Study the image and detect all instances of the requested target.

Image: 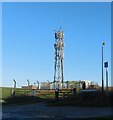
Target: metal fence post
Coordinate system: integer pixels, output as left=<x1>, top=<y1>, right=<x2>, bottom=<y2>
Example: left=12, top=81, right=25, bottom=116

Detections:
left=55, top=88, right=59, bottom=100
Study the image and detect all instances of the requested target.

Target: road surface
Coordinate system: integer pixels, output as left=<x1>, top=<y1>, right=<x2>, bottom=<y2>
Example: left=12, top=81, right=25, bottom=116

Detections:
left=1, top=102, right=112, bottom=119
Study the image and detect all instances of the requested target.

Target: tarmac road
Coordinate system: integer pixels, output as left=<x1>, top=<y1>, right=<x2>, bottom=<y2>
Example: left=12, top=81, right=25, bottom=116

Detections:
left=1, top=102, right=113, bottom=119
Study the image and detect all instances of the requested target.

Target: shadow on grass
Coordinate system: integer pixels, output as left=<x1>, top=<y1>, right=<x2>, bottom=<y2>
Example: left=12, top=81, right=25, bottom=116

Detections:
left=3, top=91, right=113, bottom=107
left=3, top=95, right=48, bottom=105
left=47, top=92, right=113, bottom=107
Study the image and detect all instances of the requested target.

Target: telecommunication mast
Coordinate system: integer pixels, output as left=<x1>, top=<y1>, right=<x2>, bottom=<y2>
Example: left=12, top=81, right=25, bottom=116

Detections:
left=53, top=28, right=64, bottom=89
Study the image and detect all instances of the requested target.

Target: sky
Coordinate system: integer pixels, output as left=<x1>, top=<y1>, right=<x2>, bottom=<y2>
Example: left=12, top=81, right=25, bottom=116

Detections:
left=2, top=2, right=111, bottom=88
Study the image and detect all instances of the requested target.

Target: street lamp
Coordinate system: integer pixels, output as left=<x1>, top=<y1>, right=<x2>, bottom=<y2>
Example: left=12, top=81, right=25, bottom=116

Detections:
left=102, top=42, right=105, bottom=92
left=104, top=62, right=109, bottom=96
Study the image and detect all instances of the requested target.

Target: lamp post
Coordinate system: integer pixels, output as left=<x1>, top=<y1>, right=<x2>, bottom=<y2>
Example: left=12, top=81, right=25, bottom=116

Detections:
left=104, top=62, right=108, bottom=96
left=102, top=42, right=105, bottom=92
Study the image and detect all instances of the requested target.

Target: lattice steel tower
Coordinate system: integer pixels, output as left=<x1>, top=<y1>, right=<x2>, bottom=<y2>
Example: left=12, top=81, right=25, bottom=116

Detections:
left=53, top=29, right=64, bottom=89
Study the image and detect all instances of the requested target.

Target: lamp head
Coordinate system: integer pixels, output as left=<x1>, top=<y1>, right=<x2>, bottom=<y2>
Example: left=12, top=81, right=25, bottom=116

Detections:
left=102, top=42, right=105, bottom=46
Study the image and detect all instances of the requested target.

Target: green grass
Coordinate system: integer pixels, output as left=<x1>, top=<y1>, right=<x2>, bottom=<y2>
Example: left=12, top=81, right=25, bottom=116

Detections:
left=1, top=87, right=55, bottom=105
left=1, top=87, right=13, bottom=99
left=1, top=87, right=32, bottom=99
left=1, top=87, right=113, bottom=107
left=1, top=87, right=55, bottom=99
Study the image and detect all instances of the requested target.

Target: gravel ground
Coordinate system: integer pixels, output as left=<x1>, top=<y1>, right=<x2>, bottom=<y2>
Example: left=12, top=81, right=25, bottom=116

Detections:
left=1, top=102, right=113, bottom=119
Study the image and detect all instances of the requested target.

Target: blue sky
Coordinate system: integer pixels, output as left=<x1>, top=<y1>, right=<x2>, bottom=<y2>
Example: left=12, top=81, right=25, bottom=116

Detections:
left=2, top=2, right=111, bottom=87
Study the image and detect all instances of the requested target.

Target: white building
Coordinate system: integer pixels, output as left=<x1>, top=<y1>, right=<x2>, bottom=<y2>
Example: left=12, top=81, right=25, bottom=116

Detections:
left=39, top=80, right=98, bottom=90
